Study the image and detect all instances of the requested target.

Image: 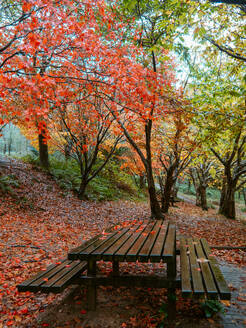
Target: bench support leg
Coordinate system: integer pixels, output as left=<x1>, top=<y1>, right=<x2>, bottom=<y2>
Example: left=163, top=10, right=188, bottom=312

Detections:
left=87, top=260, right=97, bottom=311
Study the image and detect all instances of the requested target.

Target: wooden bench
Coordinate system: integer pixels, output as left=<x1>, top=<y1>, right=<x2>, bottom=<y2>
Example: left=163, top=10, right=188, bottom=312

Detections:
left=17, top=259, right=87, bottom=293
left=179, top=237, right=231, bottom=300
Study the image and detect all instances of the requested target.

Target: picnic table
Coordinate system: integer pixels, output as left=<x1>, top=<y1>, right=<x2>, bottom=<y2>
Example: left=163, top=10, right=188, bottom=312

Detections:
left=18, top=219, right=231, bottom=320
left=68, top=220, right=177, bottom=312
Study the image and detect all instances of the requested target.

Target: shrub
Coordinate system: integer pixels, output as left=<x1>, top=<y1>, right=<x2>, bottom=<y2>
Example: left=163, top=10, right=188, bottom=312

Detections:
left=0, top=174, right=19, bottom=194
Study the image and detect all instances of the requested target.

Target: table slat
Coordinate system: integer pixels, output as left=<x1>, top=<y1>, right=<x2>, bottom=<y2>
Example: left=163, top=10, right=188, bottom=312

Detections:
left=103, top=224, right=142, bottom=261
left=113, top=223, right=148, bottom=261
left=138, top=221, right=162, bottom=262
left=149, top=222, right=168, bottom=262
left=125, top=221, right=156, bottom=261
left=163, top=224, right=176, bottom=258
left=90, top=228, right=130, bottom=260
left=78, top=230, right=122, bottom=260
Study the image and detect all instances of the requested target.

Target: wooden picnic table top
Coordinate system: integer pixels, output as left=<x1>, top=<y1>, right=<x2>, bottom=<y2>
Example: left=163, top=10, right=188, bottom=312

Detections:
left=68, top=220, right=176, bottom=263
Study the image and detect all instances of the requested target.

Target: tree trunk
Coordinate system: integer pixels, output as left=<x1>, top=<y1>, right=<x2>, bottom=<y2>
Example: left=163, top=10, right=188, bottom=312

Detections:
left=195, top=187, right=201, bottom=207
left=38, top=132, right=49, bottom=169
left=200, top=185, right=208, bottom=211
left=146, top=168, right=163, bottom=219
left=145, top=111, right=163, bottom=219
left=243, top=188, right=246, bottom=206
left=78, top=179, right=88, bottom=200
left=219, top=176, right=227, bottom=210
left=139, top=175, right=145, bottom=189
left=219, top=182, right=236, bottom=219
left=161, top=173, right=174, bottom=213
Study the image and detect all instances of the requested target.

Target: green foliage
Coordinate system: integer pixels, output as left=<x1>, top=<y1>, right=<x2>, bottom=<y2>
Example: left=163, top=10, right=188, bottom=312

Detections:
left=51, top=159, right=81, bottom=191
left=21, top=154, right=39, bottom=165
left=241, top=208, right=246, bottom=213
left=49, top=157, right=145, bottom=201
left=0, top=174, right=19, bottom=194
left=86, top=161, right=145, bottom=201
left=201, top=300, right=224, bottom=318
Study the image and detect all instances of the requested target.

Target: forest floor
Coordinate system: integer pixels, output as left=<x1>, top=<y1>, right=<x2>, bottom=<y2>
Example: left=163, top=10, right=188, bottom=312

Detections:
left=0, top=161, right=245, bottom=328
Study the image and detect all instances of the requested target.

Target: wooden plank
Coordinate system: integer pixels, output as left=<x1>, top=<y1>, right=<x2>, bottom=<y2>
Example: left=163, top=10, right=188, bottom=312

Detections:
left=149, top=221, right=168, bottom=262
left=103, top=224, right=142, bottom=261
left=114, top=223, right=148, bottom=261
left=187, top=238, right=205, bottom=297
left=194, top=238, right=218, bottom=299
left=26, top=260, right=74, bottom=291
left=90, top=228, right=130, bottom=260
left=40, top=261, right=83, bottom=290
left=201, top=239, right=231, bottom=300
left=68, top=225, right=119, bottom=260
left=17, top=259, right=67, bottom=291
left=125, top=221, right=156, bottom=261
left=46, top=261, right=86, bottom=293
left=138, top=221, right=161, bottom=262
left=78, top=230, right=122, bottom=260
left=180, top=238, right=192, bottom=296
left=163, top=224, right=176, bottom=258
left=78, top=275, right=180, bottom=289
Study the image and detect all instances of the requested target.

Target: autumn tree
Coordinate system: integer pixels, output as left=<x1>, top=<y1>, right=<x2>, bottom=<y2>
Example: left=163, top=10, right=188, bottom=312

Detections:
left=187, top=156, right=216, bottom=211
left=50, top=90, right=122, bottom=199
left=211, top=129, right=246, bottom=218
left=154, top=104, right=196, bottom=213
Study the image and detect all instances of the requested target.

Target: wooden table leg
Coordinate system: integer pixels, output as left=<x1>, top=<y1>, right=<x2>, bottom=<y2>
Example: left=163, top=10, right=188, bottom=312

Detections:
left=87, top=259, right=97, bottom=310
left=112, top=260, right=119, bottom=277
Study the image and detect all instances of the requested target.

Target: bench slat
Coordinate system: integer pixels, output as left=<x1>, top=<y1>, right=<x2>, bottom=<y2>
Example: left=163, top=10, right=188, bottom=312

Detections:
left=180, top=238, right=192, bottom=296
left=41, top=261, right=82, bottom=288
left=194, top=238, right=218, bottom=299
left=17, top=259, right=87, bottom=293
left=41, top=261, right=87, bottom=293
left=17, top=259, right=67, bottom=289
left=149, top=222, right=168, bottom=262
left=186, top=238, right=205, bottom=297
left=201, top=239, right=231, bottom=300
left=26, top=260, right=74, bottom=290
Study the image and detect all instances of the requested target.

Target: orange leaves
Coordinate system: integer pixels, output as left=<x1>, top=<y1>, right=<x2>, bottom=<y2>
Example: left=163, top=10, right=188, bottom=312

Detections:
left=22, top=2, right=32, bottom=12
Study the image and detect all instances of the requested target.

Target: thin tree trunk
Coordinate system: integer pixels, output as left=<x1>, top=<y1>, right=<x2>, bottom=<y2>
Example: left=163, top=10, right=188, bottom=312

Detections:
left=219, top=176, right=227, bottom=210
left=243, top=188, right=246, bottom=206
left=139, top=175, right=145, bottom=189
left=195, top=187, right=201, bottom=207
left=200, top=185, right=208, bottom=211
left=38, top=132, right=49, bottom=169
left=78, top=179, right=88, bottom=200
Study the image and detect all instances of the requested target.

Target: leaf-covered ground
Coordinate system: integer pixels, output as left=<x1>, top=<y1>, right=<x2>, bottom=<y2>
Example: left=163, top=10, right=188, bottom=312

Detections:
left=0, top=162, right=245, bottom=327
